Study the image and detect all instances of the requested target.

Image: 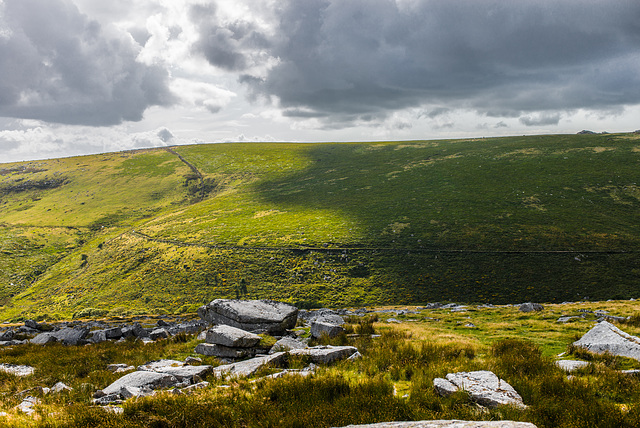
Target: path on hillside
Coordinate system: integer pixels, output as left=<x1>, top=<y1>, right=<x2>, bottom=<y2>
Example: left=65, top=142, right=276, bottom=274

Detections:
left=165, top=147, right=205, bottom=201
left=128, top=230, right=631, bottom=255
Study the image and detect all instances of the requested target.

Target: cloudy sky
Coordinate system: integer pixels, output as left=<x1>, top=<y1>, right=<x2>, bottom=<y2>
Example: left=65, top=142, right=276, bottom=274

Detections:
left=1, top=0, right=639, bottom=162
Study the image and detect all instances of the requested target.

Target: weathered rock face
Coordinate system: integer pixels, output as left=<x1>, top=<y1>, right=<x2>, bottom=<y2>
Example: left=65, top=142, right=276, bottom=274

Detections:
left=289, top=345, right=358, bottom=365
left=573, top=321, right=640, bottom=361
left=334, top=421, right=537, bottom=427
left=269, top=336, right=307, bottom=354
left=195, top=343, right=256, bottom=359
left=101, top=371, right=178, bottom=396
left=197, top=299, right=298, bottom=334
left=519, top=303, right=543, bottom=313
left=213, top=352, right=288, bottom=378
left=433, top=370, right=526, bottom=409
left=311, top=321, right=345, bottom=339
left=205, top=325, right=261, bottom=348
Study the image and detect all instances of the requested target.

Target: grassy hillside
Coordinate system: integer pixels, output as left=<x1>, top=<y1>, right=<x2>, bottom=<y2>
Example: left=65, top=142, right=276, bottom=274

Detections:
left=1, top=133, right=640, bottom=320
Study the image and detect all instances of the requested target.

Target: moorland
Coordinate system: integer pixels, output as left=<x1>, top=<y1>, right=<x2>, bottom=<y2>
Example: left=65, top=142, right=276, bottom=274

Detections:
left=2, top=132, right=640, bottom=321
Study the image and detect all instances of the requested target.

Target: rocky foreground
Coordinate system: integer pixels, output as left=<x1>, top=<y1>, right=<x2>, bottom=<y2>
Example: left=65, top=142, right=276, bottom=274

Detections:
left=3, top=299, right=640, bottom=426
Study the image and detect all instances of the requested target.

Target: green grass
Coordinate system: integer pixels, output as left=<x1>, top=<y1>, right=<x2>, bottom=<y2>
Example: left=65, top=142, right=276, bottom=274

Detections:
left=1, top=133, right=640, bottom=319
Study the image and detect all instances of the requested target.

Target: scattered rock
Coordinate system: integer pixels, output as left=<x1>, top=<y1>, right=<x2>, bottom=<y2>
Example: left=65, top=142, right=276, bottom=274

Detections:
left=433, top=370, right=526, bottom=409
left=15, top=396, right=40, bottom=415
left=197, top=299, right=298, bottom=334
left=184, top=356, right=202, bottom=365
left=519, top=303, right=543, bottom=313
left=148, top=328, right=170, bottom=340
left=573, top=321, right=640, bottom=361
left=555, top=360, right=589, bottom=372
left=0, top=363, right=35, bottom=377
left=30, top=332, right=58, bottom=345
left=107, top=364, right=135, bottom=373
left=51, top=381, right=73, bottom=393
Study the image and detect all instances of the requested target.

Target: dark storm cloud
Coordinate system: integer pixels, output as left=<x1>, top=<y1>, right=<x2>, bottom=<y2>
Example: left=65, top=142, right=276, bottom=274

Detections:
left=195, top=0, right=640, bottom=126
left=0, top=0, right=175, bottom=126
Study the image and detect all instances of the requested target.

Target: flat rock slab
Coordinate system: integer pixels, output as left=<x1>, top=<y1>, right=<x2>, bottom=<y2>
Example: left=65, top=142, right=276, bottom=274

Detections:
left=0, top=363, right=35, bottom=377
left=152, top=365, right=212, bottom=381
left=198, top=299, right=298, bottom=334
left=269, top=336, right=307, bottom=354
left=205, top=325, right=261, bottom=348
left=573, top=321, right=640, bottom=361
left=335, top=421, right=537, bottom=428
left=213, top=352, right=287, bottom=378
left=555, top=360, right=589, bottom=372
left=102, top=371, right=179, bottom=396
left=289, top=345, right=358, bottom=364
left=138, top=360, right=184, bottom=372
left=434, top=371, right=526, bottom=409
left=195, top=343, right=256, bottom=359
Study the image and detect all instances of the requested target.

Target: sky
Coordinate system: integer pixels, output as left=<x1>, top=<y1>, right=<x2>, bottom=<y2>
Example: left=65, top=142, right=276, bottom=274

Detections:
left=1, top=0, right=639, bottom=163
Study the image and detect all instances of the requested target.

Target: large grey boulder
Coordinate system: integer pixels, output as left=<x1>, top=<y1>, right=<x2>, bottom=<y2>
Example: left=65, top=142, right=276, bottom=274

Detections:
left=101, top=371, right=179, bottom=396
left=519, top=303, right=543, bottom=313
left=30, top=332, right=58, bottom=345
left=213, top=352, right=288, bottom=378
left=311, top=321, right=345, bottom=339
left=52, top=327, right=90, bottom=345
left=205, top=325, right=261, bottom=348
left=573, top=321, right=640, bottom=361
left=289, top=345, right=358, bottom=364
left=0, top=329, right=14, bottom=341
left=334, top=421, right=537, bottom=427
left=433, top=371, right=526, bottom=409
left=198, top=299, right=298, bottom=334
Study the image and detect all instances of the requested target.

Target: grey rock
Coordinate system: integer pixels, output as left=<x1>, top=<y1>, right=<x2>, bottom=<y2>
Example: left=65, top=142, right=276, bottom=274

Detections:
left=184, top=356, right=202, bottom=365
left=433, top=378, right=459, bottom=396
left=152, top=365, right=212, bottom=381
left=180, top=381, right=210, bottom=393
left=434, top=370, right=526, bottom=409
left=289, top=345, right=358, bottom=365
left=333, top=421, right=537, bottom=427
left=557, top=316, right=581, bottom=323
left=91, top=327, right=122, bottom=343
left=269, top=336, right=307, bottom=354
left=52, top=327, right=90, bottom=345
left=93, top=393, right=123, bottom=405
left=555, top=360, right=589, bottom=372
left=205, top=325, right=261, bottom=348
left=311, top=321, right=345, bottom=339
left=30, top=332, right=58, bottom=345
left=107, top=364, right=135, bottom=373
left=0, top=363, right=35, bottom=377
left=50, top=381, right=73, bottom=393
left=149, top=328, right=169, bottom=340
left=138, top=360, right=184, bottom=372
left=197, top=299, right=298, bottom=334
left=519, top=303, right=543, bottom=313
left=121, top=323, right=149, bottom=338
left=213, top=352, right=288, bottom=378
left=24, top=319, right=41, bottom=330
left=15, top=396, right=40, bottom=415
left=0, top=329, right=14, bottom=341
left=195, top=343, right=255, bottom=359
left=101, top=371, right=179, bottom=396
left=573, top=321, right=640, bottom=361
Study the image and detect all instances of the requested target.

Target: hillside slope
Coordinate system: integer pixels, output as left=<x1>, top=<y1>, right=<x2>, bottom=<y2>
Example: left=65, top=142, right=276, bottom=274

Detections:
left=1, top=134, right=639, bottom=320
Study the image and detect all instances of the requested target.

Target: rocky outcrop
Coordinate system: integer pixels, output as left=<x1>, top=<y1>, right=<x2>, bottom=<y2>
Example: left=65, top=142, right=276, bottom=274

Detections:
left=197, top=299, right=298, bottom=334
left=195, top=325, right=262, bottom=359
left=573, top=321, right=640, bottom=361
left=334, top=421, right=537, bottom=427
left=213, top=352, right=288, bottom=378
left=433, top=370, right=526, bottom=409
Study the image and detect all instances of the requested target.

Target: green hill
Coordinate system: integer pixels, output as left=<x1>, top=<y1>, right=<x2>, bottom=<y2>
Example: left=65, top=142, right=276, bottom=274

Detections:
left=1, top=133, right=640, bottom=321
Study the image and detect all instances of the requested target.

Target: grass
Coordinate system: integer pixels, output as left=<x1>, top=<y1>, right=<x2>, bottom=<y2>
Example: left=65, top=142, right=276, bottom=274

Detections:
left=2, top=133, right=640, bottom=319
left=3, top=305, right=640, bottom=427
